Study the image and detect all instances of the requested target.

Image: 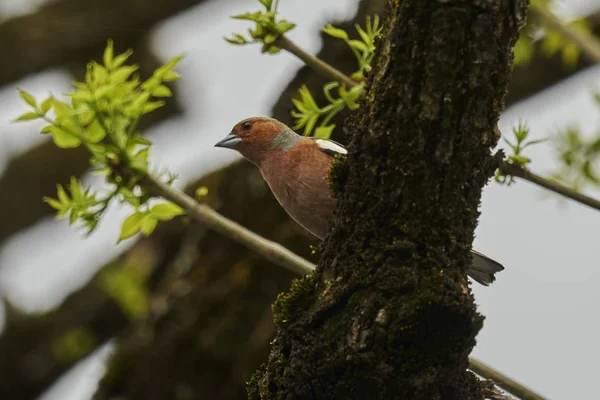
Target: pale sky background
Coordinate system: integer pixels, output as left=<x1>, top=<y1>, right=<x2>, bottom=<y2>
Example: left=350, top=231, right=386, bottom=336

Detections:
left=0, top=0, right=599, bottom=399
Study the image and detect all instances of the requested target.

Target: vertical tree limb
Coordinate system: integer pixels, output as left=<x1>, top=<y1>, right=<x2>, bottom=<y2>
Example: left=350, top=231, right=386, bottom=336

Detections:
left=249, top=1, right=528, bottom=398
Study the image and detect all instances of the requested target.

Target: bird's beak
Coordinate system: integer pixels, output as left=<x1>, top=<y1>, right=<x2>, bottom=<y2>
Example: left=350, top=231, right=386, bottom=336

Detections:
left=214, top=133, right=242, bottom=149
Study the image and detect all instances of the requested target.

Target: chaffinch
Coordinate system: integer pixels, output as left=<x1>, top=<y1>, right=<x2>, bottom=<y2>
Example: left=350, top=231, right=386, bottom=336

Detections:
left=215, top=117, right=504, bottom=286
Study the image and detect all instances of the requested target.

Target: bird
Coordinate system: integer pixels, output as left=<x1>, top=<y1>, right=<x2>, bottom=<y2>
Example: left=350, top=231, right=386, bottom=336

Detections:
left=215, top=117, right=504, bottom=286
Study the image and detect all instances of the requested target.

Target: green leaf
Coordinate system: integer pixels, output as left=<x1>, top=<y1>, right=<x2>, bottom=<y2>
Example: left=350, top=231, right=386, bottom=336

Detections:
left=52, top=99, right=72, bottom=120
left=355, top=24, right=371, bottom=45
left=348, top=39, right=368, bottom=52
left=225, top=34, right=248, bottom=45
left=140, top=215, right=158, bottom=236
left=44, top=197, right=64, bottom=211
left=232, top=12, right=264, bottom=22
left=69, top=176, right=84, bottom=204
left=263, top=44, right=281, bottom=54
left=157, top=55, right=184, bottom=77
left=322, top=25, right=348, bottom=40
left=86, top=119, right=106, bottom=143
left=49, top=126, right=81, bottom=148
left=264, top=33, right=278, bottom=45
left=129, top=92, right=150, bottom=114
left=129, top=135, right=152, bottom=146
left=40, top=97, right=53, bottom=114
left=141, top=101, right=165, bottom=115
left=110, top=65, right=139, bottom=84
left=274, top=21, right=295, bottom=34
left=305, top=115, right=319, bottom=136
left=119, top=211, right=144, bottom=241
left=150, top=202, right=184, bottom=221
left=95, top=83, right=118, bottom=99
left=258, top=0, right=273, bottom=11
left=141, top=76, right=160, bottom=92
left=112, top=49, right=134, bottom=69
left=70, top=89, right=93, bottom=103
left=162, top=71, right=181, bottom=82
left=103, top=40, right=114, bottom=68
left=18, top=89, right=37, bottom=108
left=57, top=184, right=70, bottom=205
left=90, top=63, right=109, bottom=86
left=314, top=124, right=336, bottom=139
left=131, top=147, right=149, bottom=171
left=521, top=138, right=548, bottom=149
left=152, top=85, right=172, bottom=97
left=14, top=111, right=41, bottom=122
left=77, top=109, right=96, bottom=126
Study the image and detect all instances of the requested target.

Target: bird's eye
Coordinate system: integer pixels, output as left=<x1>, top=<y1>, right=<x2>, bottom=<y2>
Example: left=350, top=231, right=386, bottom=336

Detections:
left=242, top=121, right=253, bottom=131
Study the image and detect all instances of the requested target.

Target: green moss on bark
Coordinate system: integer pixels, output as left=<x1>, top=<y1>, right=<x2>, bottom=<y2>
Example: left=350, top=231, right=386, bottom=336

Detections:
left=249, top=0, right=528, bottom=399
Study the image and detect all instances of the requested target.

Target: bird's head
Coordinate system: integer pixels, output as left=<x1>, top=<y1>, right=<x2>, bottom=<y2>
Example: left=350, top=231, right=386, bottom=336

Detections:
left=214, top=117, right=300, bottom=166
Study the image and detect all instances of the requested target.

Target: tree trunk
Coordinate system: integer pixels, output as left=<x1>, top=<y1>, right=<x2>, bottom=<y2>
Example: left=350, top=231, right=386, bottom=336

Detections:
left=249, top=1, right=528, bottom=399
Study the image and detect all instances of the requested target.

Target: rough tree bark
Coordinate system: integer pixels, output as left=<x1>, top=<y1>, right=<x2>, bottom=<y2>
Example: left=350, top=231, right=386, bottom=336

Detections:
left=249, top=1, right=528, bottom=399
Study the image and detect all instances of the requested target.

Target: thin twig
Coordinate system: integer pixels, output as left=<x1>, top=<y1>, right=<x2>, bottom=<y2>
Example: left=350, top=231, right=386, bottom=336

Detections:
left=470, top=358, right=548, bottom=400
left=500, top=162, right=600, bottom=212
left=530, top=2, right=600, bottom=65
left=143, top=173, right=316, bottom=276
left=275, top=35, right=358, bottom=88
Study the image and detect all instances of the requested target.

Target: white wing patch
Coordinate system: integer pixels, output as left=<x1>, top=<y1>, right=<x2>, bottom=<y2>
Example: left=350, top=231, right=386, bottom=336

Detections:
left=315, top=139, right=347, bottom=155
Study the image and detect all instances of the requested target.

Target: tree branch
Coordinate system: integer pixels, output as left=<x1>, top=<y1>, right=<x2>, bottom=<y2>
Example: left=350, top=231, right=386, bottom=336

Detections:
left=530, top=2, right=600, bottom=65
left=499, top=162, right=600, bottom=212
left=469, top=358, right=548, bottom=400
left=275, top=35, right=358, bottom=88
left=143, top=173, right=314, bottom=276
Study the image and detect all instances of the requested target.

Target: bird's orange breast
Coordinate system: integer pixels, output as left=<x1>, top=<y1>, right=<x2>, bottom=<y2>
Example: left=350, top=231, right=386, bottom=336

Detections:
left=259, top=140, right=336, bottom=239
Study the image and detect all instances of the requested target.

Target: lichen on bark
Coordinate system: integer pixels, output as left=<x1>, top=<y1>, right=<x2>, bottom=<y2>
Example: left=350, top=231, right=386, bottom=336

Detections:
left=249, top=0, right=528, bottom=399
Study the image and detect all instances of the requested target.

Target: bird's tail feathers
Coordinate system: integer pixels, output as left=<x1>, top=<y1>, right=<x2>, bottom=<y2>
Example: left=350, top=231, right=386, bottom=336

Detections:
left=467, top=250, right=504, bottom=286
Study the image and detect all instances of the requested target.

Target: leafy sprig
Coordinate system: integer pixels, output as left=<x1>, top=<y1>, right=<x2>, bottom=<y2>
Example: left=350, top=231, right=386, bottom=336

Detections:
left=289, top=16, right=381, bottom=138
left=291, top=82, right=363, bottom=137
left=495, top=122, right=547, bottom=184
left=552, top=126, right=600, bottom=191
left=225, top=0, right=295, bottom=54
left=15, top=40, right=187, bottom=240
left=322, top=15, right=382, bottom=81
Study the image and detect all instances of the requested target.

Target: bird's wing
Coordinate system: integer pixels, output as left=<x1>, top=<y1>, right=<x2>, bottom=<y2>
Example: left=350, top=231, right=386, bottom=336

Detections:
left=309, top=137, right=347, bottom=158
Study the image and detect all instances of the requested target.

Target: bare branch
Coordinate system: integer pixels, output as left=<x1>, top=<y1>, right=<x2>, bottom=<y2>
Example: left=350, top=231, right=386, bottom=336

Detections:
left=275, top=35, right=358, bottom=88
left=143, top=173, right=315, bottom=276
left=470, top=358, right=548, bottom=400
left=499, top=162, right=600, bottom=212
